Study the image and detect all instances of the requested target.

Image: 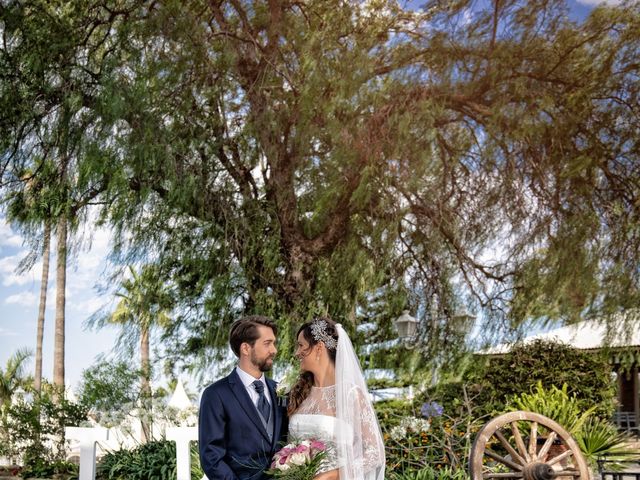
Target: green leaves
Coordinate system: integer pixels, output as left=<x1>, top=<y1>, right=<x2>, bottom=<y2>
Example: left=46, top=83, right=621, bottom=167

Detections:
left=97, top=440, right=178, bottom=480
left=509, top=381, right=596, bottom=436
left=0, top=347, right=33, bottom=409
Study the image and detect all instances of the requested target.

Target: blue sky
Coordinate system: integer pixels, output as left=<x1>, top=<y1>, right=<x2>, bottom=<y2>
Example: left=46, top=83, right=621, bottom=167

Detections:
left=0, top=215, right=119, bottom=392
left=0, top=0, right=617, bottom=393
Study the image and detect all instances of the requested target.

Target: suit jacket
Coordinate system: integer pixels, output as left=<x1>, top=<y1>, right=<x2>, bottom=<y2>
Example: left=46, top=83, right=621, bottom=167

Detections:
left=199, top=369, right=288, bottom=480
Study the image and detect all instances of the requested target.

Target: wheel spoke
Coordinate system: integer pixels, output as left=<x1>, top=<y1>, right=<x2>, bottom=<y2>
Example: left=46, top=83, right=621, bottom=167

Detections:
left=486, top=449, right=524, bottom=471
left=510, top=422, right=531, bottom=462
left=546, top=449, right=574, bottom=466
left=536, top=431, right=558, bottom=460
left=495, top=430, right=527, bottom=466
left=528, top=421, right=538, bottom=458
left=551, top=469, right=580, bottom=477
left=483, top=473, right=524, bottom=479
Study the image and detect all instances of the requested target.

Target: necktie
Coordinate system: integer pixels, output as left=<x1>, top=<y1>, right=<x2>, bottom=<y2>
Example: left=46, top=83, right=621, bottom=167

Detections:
left=252, top=380, right=270, bottom=423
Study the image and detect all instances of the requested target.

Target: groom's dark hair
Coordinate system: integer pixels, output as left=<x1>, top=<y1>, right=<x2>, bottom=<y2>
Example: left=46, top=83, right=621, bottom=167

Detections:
left=229, top=315, right=278, bottom=357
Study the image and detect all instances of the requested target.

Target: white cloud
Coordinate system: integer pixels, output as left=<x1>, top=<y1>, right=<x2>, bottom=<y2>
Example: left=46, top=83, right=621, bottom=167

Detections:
left=0, top=254, right=41, bottom=286
left=575, top=0, right=622, bottom=5
left=69, top=296, right=108, bottom=316
left=0, top=221, right=23, bottom=250
left=5, top=291, right=37, bottom=306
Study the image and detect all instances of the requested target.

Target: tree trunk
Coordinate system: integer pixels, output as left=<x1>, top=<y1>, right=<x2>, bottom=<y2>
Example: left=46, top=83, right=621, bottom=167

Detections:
left=34, top=221, right=51, bottom=394
left=53, top=215, right=67, bottom=395
left=140, top=323, right=151, bottom=442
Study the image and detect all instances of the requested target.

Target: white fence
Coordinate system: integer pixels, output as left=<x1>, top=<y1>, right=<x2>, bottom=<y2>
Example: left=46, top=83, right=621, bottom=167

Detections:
left=66, top=426, right=205, bottom=480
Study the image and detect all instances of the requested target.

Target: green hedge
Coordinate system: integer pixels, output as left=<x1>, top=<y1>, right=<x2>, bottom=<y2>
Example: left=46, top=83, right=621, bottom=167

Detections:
left=429, top=340, right=617, bottom=421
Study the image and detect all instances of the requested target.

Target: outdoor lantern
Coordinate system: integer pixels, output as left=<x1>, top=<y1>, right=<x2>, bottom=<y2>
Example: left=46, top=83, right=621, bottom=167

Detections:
left=452, top=309, right=475, bottom=332
left=395, top=310, right=418, bottom=340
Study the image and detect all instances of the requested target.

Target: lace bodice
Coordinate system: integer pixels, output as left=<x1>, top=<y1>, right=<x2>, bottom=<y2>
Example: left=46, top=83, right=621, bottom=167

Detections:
left=289, top=385, right=384, bottom=477
left=289, top=386, right=340, bottom=473
left=296, top=385, right=336, bottom=416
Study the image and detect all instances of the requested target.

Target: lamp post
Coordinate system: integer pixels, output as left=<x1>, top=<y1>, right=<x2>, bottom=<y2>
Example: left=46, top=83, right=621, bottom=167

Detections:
left=395, top=310, right=419, bottom=344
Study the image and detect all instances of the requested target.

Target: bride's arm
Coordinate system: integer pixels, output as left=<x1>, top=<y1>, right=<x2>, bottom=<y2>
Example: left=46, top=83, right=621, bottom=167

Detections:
left=314, top=469, right=339, bottom=480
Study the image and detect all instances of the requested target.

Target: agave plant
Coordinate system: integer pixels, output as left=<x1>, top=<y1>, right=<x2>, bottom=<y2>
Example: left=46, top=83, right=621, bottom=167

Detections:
left=575, top=417, right=635, bottom=470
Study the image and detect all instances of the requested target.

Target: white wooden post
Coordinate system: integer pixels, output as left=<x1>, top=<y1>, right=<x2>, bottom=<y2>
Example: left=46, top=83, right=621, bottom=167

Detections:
left=166, top=426, right=199, bottom=480
left=65, top=427, right=109, bottom=480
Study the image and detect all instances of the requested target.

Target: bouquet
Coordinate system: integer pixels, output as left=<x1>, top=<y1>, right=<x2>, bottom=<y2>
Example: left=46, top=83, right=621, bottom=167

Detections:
left=266, top=439, right=328, bottom=479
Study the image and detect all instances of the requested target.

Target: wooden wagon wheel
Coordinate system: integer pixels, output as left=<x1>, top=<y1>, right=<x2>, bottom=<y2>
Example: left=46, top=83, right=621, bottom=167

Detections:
left=469, top=411, right=590, bottom=480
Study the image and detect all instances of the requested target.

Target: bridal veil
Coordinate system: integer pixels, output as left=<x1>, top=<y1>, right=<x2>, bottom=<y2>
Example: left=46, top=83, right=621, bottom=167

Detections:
left=335, top=324, right=386, bottom=480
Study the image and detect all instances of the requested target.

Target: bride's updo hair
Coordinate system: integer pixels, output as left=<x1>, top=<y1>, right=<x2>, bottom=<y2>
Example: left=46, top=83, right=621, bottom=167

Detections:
left=287, top=316, right=339, bottom=415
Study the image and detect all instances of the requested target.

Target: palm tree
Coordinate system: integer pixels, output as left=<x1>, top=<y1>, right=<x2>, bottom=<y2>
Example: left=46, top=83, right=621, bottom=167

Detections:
left=4, top=163, right=57, bottom=395
left=107, top=265, right=172, bottom=442
left=53, top=214, right=67, bottom=391
left=34, top=220, right=51, bottom=394
left=0, top=348, right=32, bottom=410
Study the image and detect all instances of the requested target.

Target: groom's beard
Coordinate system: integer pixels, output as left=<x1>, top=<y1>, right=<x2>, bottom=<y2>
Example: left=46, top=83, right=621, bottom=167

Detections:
left=251, top=350, right=275, bottom=372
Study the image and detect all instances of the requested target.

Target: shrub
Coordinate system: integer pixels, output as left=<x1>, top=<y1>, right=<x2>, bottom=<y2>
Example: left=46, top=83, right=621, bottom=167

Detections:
left=20, top=458, right=78, bottom=480
left=376, top=395, right=485, bottom=476
left=430, top=340, right=617, bottom=420
left=3, top=387, right=87, bottom=468
left=97, top=440, right=177, bottom=480
left=508, top=381, right=595, bottom=435
left=387, top=465, right=469, bottom=480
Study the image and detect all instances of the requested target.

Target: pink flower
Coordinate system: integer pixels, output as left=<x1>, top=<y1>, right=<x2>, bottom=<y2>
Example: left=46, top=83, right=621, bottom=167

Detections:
left=310, top=440, right=326, bottom=453
left=294, top=444, right=309, bottom=453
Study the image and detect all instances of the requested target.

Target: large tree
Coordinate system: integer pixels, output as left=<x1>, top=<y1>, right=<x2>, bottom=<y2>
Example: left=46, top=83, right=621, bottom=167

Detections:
left=2, top=0, right=639, bottom=375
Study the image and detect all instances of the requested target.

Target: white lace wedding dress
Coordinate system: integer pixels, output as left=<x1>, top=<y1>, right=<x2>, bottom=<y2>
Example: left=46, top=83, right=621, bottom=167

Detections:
left=288, top=384, right=384, bottom=476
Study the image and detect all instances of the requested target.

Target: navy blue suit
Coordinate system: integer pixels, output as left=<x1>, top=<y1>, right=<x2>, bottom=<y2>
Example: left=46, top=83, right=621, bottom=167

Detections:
left=199, top=369, right=288, bottom=480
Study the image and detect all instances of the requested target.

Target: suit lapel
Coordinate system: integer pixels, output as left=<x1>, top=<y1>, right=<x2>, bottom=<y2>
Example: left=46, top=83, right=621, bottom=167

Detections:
left=228, top=369, right=271, bottom=443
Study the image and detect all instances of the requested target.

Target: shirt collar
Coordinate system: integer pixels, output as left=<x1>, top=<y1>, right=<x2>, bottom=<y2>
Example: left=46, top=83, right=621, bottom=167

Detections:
left=236, top=366, right=266, bottom=388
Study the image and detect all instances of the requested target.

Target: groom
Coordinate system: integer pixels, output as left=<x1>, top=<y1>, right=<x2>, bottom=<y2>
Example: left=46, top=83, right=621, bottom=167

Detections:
left=199, top=315, right=288, bottom=480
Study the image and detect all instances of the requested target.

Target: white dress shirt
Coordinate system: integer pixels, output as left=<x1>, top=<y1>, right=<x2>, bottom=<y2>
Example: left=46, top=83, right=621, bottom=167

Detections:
left=236, top=366, right=272, bottom=408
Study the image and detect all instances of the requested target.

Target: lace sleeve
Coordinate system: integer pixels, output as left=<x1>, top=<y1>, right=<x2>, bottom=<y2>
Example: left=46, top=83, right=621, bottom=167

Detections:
left=349, top=385, right=386, bottom=473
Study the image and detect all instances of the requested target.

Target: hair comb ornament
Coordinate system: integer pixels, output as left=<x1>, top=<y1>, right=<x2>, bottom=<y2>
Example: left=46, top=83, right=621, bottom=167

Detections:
left=310, top=319, right=338, bottom=350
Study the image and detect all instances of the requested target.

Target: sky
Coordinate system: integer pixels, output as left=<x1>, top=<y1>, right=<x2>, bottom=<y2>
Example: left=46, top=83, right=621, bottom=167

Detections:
left=0, top=215, right=119, bottom=393
left=0, top=0, right=620, bottom=394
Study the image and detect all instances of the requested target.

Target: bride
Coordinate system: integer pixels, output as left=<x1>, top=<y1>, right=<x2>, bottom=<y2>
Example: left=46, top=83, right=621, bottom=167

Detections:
left=287, top=317, right=385, bottom=480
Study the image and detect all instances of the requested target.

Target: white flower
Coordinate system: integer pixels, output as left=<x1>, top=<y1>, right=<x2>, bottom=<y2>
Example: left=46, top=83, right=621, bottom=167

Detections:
left=275, top=462, right=291, bottom=471
left=288, top=452, right=308, bottom=466
left=390, top=416, right=431, bottom=441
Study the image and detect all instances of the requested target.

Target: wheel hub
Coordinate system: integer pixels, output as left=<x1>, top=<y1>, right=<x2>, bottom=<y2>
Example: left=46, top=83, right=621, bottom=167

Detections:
left=523, top=462, right=555, bottom=480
